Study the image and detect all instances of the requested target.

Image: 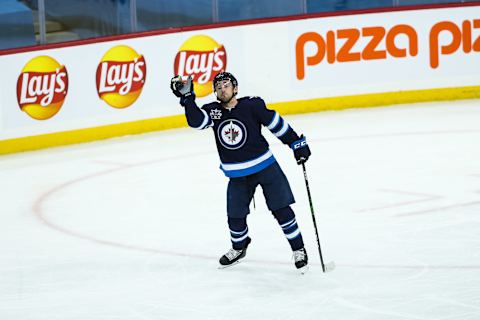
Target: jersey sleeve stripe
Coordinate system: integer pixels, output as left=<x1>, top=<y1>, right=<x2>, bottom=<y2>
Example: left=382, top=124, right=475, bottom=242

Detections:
left=274, top=121, right=290, bottom=137
left=267, top=112, right=280, bottom=130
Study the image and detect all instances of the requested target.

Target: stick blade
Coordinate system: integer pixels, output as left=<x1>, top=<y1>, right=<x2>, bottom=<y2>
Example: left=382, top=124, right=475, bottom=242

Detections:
left=323, top=261, right=336, bottom=273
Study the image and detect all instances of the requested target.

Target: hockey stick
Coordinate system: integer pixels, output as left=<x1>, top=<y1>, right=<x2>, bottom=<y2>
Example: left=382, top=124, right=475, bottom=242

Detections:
left=301, top=162, right=335, bottom=273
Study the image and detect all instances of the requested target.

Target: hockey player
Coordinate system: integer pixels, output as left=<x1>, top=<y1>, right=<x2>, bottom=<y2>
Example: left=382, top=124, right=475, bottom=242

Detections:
left=170, top=72, right=311, bottom=273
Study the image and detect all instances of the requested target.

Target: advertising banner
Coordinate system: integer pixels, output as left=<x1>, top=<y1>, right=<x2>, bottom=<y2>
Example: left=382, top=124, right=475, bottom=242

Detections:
left=0, top=5, right=478, bottom=151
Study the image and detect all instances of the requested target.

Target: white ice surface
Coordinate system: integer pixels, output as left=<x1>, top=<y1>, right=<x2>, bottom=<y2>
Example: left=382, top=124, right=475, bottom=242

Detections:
left=1, top=100, right=480, bottom=320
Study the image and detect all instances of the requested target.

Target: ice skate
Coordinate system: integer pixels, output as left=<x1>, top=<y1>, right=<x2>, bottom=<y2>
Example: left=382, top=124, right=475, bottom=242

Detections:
left=293, top=247, right=308, bottom=274
left=219, top=237, right=251, bottom=268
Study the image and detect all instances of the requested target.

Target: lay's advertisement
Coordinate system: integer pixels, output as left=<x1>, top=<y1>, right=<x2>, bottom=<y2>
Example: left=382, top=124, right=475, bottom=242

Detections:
left=96, top=45, right=147, bottom=109
left=0, top=4, right=479, bottom=153
left=174, top=35, right=227, bottom=98
left=16, top=56, right=69, bottom=120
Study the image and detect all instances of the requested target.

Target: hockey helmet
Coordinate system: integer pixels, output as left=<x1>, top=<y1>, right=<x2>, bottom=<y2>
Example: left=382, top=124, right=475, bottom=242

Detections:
left=213, top=71, right=238, bottom=90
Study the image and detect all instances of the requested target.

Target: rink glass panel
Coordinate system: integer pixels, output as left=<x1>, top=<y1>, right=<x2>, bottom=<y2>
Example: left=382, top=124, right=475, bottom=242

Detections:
left=0, top=0, right=479, bottom=49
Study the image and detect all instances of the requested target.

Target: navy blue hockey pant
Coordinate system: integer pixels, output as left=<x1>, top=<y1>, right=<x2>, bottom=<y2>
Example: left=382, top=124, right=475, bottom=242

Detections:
left=227, top=161, right=294, bottom=218
left=226, top=161, right=304, bottom=251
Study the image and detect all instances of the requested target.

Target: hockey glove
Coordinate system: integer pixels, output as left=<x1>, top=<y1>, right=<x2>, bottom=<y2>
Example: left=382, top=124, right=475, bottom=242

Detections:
left=291, top=135, right=311, bottom=165
left=170, top=75, right=194, bottom=98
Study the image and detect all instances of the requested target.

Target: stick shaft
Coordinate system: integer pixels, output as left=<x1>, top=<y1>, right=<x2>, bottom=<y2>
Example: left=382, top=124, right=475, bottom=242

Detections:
left=301, top=163, right=326, bottom=272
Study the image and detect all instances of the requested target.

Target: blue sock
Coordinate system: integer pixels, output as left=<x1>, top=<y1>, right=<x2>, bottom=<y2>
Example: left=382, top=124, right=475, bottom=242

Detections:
left=272, top=206, right=304, bottom=251
left=227, top=217, right=249, bottom=250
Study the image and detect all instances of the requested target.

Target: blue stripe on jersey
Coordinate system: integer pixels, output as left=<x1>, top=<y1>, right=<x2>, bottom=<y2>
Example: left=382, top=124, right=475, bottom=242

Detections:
left=275, top=122, right=290, bottom=137
left=267, top=112, right=280, bottom=130
left=268, top=113, right=290, bottom=138
left=220, top=150, right=276, bottom=178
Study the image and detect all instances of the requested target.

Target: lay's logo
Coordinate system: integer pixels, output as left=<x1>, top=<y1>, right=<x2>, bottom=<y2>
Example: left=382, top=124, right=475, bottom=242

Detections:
left=174, top=35, right=227, bottom=97
left=96, top=45, right=147, bottom=109
left=16, top=56, right=69, bottom=120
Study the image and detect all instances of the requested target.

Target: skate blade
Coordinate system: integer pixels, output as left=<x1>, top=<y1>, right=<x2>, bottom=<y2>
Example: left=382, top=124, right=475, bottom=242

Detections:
left=298, top=265, right=309, bottom=274
left=218, top=259, right=243, bottom=269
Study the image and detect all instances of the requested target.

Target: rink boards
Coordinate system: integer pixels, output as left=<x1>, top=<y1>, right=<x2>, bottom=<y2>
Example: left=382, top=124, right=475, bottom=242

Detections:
left=0, top=3, right=479, bottom=154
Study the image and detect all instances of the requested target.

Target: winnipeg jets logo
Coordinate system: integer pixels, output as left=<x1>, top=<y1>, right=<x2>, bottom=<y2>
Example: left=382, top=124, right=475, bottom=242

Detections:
left=217, top=119, right=247, bottom=150
left=224, top=126, right=239, bottom=143
left=210, top=108, right=222, bottom=120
